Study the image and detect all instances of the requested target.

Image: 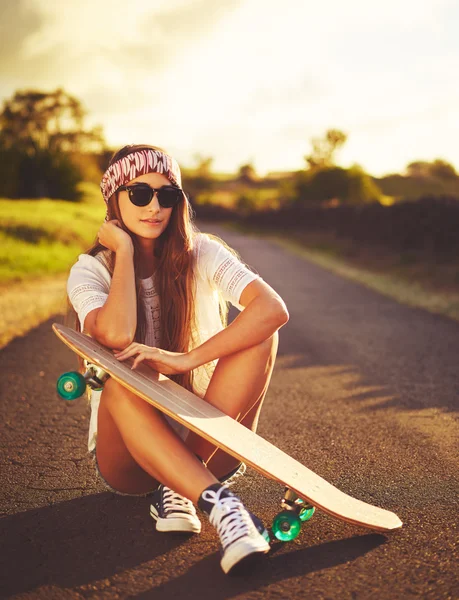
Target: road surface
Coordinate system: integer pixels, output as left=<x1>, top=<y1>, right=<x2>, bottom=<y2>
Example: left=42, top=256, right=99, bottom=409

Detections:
left=1, top=224, right=458, bottom=599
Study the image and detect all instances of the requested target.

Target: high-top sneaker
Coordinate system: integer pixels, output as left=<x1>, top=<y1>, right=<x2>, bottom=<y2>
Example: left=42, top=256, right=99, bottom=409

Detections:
left=218, top=464, right=269, bottom=541
left=219, top=462, right=247, bottom=486
left=150, top=484, right=201, bottom=533
left=198, top=484, right=270, bottom=574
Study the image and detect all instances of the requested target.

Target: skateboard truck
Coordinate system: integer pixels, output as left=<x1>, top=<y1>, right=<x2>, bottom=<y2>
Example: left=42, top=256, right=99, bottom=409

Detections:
left=272, top=487, right=316, bottom=541
left=56, top=364, right=109, bottom=401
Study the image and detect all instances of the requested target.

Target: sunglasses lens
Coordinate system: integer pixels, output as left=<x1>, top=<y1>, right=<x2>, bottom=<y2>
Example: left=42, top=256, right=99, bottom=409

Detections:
left=157, top=187, right=183, bottom=208
left=125, top=185, right=182, bottom=208
left=129, top=186, right=152, bottom=206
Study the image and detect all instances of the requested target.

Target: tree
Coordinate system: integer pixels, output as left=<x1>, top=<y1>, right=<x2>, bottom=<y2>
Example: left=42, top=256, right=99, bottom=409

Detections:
left=0, top=88, right=105, bottom=156
left=405, top=161, right=431, bottom=178
left=238, top=163, right=258, bottom=183
left=17, top=149, right=82, bottom=200
left=193, top=154, right=214, bottom=178
left=406, top=159, right=457, bottom=180
left=0, top=88, right=105, bottom=199
left=183, top=154, right=215, bottom=202
left=429, top=159, right=457, bottom=180
left=305, top=128, right=348, bottom=170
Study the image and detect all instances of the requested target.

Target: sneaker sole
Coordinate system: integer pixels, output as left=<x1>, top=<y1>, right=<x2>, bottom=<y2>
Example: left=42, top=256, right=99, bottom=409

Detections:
left=221, top=537, right=270, bottom=574
left=150, top=507, right=202, bottom=534
left=226, top=550, right=267, bottom=576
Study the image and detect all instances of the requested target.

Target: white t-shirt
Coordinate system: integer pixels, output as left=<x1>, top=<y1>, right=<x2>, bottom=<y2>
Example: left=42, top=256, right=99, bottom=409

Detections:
left=67, top=232, right=261, bottom=452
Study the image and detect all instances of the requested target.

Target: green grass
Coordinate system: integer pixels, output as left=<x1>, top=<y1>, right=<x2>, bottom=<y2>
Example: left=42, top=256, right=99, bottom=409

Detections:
left=0, top=186, right=105, bottom=284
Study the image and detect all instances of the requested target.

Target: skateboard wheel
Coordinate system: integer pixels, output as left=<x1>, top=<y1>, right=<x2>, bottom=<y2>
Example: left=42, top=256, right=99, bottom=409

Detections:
left=299, top=504, right=315, bottom=522
left=57, top=371, right=86, bottom=400
left=272, top=510, right=301, bottom=542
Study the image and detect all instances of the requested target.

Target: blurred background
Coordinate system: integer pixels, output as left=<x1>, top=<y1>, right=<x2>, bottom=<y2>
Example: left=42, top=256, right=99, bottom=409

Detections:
left=1, top=0, right=459, bottom=343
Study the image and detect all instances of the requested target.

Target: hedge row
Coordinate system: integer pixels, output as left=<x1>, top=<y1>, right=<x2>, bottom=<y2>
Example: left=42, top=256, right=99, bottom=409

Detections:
left=193, top=195, right=459, bottom=259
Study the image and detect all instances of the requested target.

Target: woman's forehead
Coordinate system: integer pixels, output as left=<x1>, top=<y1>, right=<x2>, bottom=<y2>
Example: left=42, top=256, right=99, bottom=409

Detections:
left=128, top=171, right=171, bottom=186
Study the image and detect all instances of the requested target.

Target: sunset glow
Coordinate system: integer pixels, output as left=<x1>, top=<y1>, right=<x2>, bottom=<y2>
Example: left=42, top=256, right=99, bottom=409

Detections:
left=1, top=0, right=458, bottom=175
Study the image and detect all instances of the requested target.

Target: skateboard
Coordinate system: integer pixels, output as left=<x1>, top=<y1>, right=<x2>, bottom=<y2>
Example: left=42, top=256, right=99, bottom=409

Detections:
left=53, top=323, right=402, bottom=539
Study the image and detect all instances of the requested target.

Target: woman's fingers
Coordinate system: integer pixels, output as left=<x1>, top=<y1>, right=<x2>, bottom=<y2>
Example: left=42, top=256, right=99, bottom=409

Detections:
left=115, top=346, right=159, bottom=367
left=131, top=355, right=142, bottom=370
left=114, top=346, right=138, bottom=360
left=131, top=352, right=152, bottom=370
left=115, top=343, right=152, bottom=359
left=112, top=343, right=180, bottom=373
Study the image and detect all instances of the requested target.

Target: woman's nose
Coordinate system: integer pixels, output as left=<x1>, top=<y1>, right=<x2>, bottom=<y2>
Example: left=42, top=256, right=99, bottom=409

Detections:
left=147, top=191, right=161, bottom=211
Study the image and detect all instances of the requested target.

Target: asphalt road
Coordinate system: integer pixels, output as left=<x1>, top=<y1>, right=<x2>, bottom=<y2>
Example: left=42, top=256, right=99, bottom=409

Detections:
left=1, top=224, right=458, bottom=599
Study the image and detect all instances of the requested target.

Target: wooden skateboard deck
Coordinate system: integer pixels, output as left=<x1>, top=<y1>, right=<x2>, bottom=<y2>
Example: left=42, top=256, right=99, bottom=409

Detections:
left=53, top=323, right=402, bottom=532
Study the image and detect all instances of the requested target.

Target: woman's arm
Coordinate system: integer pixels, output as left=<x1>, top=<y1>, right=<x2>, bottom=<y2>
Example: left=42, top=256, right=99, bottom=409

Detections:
left=113, top=279, right=288, bottom=373
left=84, top=223, right=137, bottom=349
left=186, top=279, right=289, bottom=370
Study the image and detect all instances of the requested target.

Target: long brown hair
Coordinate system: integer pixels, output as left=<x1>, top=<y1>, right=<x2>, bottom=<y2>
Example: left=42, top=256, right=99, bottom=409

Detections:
left=70, top=143, right=221, bottom=392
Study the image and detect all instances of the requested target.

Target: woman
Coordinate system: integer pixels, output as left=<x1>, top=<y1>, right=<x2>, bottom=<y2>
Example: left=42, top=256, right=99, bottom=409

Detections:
left=67, top=144, right=289, bottom=574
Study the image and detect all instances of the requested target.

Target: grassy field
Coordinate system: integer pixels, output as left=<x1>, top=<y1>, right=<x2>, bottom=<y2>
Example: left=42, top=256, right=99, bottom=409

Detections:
left=0, top=183, right=104, bottom=347
left=0, top=183, right=105, bottom=284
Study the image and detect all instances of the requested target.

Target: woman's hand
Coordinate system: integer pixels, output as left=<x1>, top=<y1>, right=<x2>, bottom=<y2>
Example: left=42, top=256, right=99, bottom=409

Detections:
left=113, top=343, right=192, bottom=375
left=98, top=219, right=133, bottom=253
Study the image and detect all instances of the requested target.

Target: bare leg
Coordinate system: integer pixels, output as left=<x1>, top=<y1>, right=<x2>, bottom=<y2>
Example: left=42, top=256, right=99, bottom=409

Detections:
left=96, top=377, right=217, bottom=503
left=186, top=332, right=279, bottom=478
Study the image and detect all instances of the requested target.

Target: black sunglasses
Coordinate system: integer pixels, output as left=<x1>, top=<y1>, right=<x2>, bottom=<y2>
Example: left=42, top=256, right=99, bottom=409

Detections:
left=118, top=183, right=183, bottom=208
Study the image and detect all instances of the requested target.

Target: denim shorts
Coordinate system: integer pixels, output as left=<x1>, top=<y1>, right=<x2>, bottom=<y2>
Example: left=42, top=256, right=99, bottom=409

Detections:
left=90, top=448, right=158, bottom=497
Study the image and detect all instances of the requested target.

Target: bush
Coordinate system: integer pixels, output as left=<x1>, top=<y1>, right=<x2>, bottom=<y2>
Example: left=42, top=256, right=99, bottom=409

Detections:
left=0, top=147, right=22, bottom=197
left=0, top=147, right=83, bottom=200
left=294, top=166, right=383, bottom=206
left=235, top=193, right=255, bottom=216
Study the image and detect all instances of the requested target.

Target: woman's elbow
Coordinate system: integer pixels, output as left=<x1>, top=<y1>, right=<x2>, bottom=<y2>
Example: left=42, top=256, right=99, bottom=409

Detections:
left=271, top=299, right=289, bottom=327
left=278, top=306, right=290, bottom=326
left=85, top=309, right=135, bottom=349
left=94, top=326, right=135, bottom=350
left=109, top=334, right=135, bottom=350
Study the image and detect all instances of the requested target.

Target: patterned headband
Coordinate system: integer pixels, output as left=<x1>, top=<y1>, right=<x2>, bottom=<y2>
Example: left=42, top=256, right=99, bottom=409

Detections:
left=100, top=148, right=182, bottom=204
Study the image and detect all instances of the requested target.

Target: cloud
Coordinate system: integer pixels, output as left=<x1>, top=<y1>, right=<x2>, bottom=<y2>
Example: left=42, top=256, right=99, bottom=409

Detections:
left=11, top=0, right=242, bottom=75
left=0, top=0, right=244, bottom=119
left=0, top=0, right=48, bottom=81
left=143, top=0, right=243, bottom=41
left=0, top=0, right=43, bottom=56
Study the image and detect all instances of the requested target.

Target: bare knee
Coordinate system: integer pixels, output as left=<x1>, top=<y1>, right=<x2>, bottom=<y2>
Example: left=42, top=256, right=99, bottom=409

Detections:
left=100, top=377, right=122, bottom=408
left=100, top=377, right=144, bottom=416
left=102, top=376, right=117, bottom=395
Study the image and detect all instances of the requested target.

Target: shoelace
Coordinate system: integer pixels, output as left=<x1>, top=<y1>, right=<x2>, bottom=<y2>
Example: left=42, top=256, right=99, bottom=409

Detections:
left=162, top=486, right=197, bottom=516
left=201, top=486, right=253, bottom=548
left=223, top=463, right=247, bottom=487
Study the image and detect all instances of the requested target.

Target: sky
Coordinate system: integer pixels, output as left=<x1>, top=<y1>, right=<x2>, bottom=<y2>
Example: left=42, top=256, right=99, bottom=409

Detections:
left=1, top=0, right=458, bottom=176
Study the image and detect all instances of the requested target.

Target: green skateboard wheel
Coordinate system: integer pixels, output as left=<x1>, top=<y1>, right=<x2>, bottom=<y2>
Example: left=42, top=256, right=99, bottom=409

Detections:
left=272, top=510, right=301, bottom=542
left=57, top=371, right=86, bottom=400
left=299, top=504, right=315, bottom=522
